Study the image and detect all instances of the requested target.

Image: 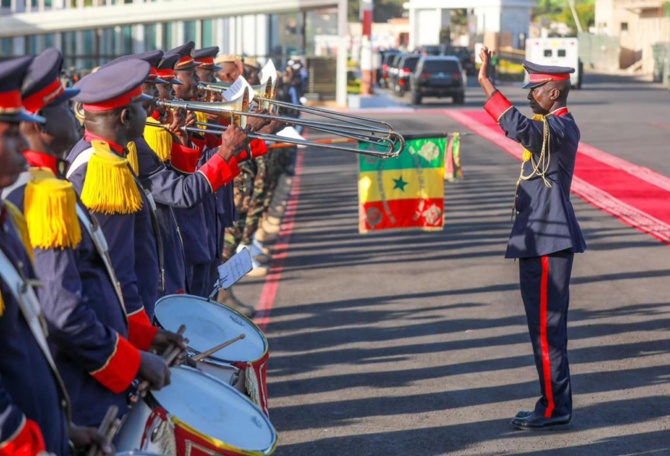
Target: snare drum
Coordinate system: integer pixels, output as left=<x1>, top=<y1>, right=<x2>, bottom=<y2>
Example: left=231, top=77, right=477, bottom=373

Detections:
left=154, top=294, right=270, bottom=415
left=115, top=367, right=277, bottom=456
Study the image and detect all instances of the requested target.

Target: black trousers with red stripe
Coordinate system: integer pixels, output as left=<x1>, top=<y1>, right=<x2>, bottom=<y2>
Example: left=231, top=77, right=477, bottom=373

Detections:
left=519, top=249, right=574, bottom=418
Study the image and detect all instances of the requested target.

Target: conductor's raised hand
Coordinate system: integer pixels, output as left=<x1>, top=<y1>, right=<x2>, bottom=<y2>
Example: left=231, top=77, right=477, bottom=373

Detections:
left=138, top=351, right=171, bottom=390
left=217, top=124, right=249, bottom=161
left=478, top=46, right=492, bottom=84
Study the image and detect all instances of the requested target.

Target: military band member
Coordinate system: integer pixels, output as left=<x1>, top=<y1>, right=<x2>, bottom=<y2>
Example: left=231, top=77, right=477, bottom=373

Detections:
left=65, top=60, right=165, bottom=324
left=0, top=56, right=108, bottom=456
left=5, top=48, right=175, bottom=428
left=478, top=47, right=586, bottom=430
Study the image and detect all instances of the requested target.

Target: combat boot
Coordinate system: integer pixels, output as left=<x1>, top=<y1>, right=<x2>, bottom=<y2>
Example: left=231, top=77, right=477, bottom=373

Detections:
left=261, top=218, right=281, bottom=235
left=255, top=227, right=278, bottom=244
left=217, top=286, right=256, bottom=318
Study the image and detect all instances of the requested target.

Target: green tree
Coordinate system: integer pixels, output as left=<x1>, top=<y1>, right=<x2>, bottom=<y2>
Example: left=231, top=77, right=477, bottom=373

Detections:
left=560, top=2, right=596, bottom=31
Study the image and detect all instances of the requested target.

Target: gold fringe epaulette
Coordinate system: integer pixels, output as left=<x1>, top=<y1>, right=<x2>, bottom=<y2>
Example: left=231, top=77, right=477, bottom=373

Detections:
left=126, top=140, right=140, bottom=174
left=80, top=140, right=143, bottom=215
left=144, top=117, right=173, bottom=162
left=195, top=111, right=209, bottom=131
left=3, top=200, right=34, bottom=262
left=24, top=168, right=82, bottom=250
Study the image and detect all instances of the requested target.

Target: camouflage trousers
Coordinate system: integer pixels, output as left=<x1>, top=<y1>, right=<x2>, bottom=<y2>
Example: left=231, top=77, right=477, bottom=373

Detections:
left=262, top=147, right=295, bottom=212
left=222, top=160, right=255, bottom=260
left=241, top=155, right=270, bottom=245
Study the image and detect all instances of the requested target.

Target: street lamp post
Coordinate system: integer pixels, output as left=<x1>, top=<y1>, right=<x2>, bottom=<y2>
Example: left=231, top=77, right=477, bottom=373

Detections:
left=360, top=0, right=374, bottom=95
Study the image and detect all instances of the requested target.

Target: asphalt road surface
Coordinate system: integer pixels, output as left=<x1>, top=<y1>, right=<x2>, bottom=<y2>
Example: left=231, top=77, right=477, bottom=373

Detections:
left=235, top=72, right=670, bottom=455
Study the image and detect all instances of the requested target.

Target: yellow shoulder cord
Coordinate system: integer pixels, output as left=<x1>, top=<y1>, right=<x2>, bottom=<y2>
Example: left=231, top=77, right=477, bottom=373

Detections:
left=512, top=115, right=553, bottom=219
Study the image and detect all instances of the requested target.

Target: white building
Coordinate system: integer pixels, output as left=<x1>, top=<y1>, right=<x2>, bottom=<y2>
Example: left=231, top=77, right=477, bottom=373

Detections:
left=403, top=0, right=535, bottom=50
left=0, top=0, right=349, bottom=102
left=595, top=0, right=670, bottom=73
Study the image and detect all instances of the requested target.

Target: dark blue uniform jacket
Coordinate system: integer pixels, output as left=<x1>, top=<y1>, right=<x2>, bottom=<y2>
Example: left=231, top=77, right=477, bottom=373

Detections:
left=485, top=92, right=587, bottom=258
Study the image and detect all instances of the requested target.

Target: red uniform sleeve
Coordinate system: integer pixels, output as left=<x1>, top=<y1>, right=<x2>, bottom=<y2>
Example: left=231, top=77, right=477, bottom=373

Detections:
left=0, top=417, right=46, bottom=456
left=205, top=133, right=222, bottom=150
left=127, top=310, right=159, bottom=351
left=484, top=90, right=514, bottom=122
left=236, top=139, right=268, bottom=162
left=90, top=335, right=142, bottom=394
left=197, top=154, right=240, bottom=191
left=170, top=142, right=201, bottom=174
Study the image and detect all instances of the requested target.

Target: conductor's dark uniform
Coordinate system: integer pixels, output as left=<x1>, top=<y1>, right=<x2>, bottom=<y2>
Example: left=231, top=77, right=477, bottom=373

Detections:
left=484, top=62, right=586, bottom=428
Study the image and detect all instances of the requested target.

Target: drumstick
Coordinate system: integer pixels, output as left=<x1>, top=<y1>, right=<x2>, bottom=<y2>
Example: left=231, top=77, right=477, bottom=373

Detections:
left=191, top=334, right=246, bottom=362
left=137, top=325, right=187, bottom=396
left=162, top=324, right=187, bottom=361
left=86, top=405, right=118, bottom=456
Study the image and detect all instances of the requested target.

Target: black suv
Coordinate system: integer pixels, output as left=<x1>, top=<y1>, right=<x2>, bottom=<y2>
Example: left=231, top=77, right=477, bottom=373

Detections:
left=392, top=54, right=420, bottom=97
left=378, top=50, right=400, bottom=88
left=410, top=56, right=465, bottom=105
left=444, top=46, right=476, bottom=75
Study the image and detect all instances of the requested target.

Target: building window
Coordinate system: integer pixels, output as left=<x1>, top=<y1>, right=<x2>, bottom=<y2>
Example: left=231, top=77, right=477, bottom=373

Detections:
left=0, top=38, right=12, bottom=55
left=184, top=21, right=197, bottom=43
left=144, top=23, right=156, bottom=50
left=543, top=49, right=552, bottom=57
left=164, top=22, right=173, bottom=49
left=202, top=19, right=214, bottom=47
left=620, top=22, right=628, bottom=32
left=558, top=49, right=566, bottom=57
left=1, top=0, right=11, bottom=8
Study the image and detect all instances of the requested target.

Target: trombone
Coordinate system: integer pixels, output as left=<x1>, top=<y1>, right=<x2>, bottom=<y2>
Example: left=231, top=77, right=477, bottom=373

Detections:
left=162, top=81, right=405, bottom=158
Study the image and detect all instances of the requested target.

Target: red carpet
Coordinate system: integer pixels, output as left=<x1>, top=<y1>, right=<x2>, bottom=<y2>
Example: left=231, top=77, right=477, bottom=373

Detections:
left=443, top=110, right=670, bottom=245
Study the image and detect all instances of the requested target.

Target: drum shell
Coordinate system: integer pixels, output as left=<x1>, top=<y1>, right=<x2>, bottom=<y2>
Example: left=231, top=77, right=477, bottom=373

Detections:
left=115, top=367, right=277, bottom=456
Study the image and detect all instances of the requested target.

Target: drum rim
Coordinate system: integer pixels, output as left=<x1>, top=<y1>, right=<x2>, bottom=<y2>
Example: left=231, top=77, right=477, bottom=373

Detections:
left=154, top=294, right=269, bottom=363
left=148, top=366, right=278, bottom=455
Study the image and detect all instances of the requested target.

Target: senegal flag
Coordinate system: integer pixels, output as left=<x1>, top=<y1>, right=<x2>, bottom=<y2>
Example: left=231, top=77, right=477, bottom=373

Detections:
left=358, top=137, right=445, bottom=234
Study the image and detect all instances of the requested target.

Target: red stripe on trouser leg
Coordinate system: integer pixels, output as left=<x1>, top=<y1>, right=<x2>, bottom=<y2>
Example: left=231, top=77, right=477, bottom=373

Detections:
left=540, top=255, right=554, bottom=418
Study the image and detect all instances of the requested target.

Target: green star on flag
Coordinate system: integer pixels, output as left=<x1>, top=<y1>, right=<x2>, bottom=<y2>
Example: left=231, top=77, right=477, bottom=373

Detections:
left=392, top=176, right=408, bottom=192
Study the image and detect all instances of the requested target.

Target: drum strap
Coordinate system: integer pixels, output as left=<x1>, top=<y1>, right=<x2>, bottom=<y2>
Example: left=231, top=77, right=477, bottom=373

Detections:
left=0, top=246, right=72, bottom=422
left=75, top=203, right=127, bottom=320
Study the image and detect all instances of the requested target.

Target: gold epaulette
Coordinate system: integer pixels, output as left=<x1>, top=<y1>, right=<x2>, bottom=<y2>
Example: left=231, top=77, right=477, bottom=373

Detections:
left=126, top=140, right=140, bottom=174
left=195, top=111, right=209, bottom=130
left=80, top=140, right=143, bottom=215
left=3, top=200, right=34, bottom=262
left=24, top=168, right=82, bottom=250
left=144, top=117, right=174, bottom=162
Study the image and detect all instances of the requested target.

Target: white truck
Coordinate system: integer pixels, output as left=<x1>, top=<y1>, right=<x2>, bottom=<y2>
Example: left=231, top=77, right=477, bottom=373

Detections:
left=525, top=37, right=583, bottom=89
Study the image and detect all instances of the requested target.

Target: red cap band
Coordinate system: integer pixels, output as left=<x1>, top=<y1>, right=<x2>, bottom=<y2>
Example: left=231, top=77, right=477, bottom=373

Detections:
left=156, top=68, right=176, bottom=79
left=22, top=79, right=65, bottom=113
left=175, top=55, right=196, bottom=69
left=0, top=90, right=23, bottom=113
left=82, top=86, right=143, bottom=112
left=197, top=57, right=215, bottom=65
left=529, top=73, right=571, bottom=84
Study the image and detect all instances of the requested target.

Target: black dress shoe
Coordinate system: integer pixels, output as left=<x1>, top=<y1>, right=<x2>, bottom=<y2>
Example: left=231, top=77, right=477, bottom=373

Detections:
left=511, top=411, right=571, bottom=431
left=515, top=410, right=533, bottom=419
